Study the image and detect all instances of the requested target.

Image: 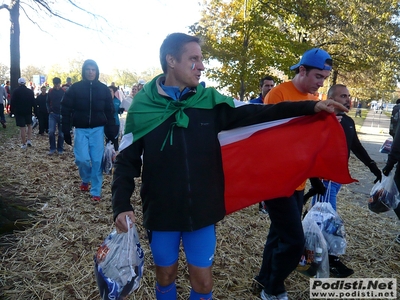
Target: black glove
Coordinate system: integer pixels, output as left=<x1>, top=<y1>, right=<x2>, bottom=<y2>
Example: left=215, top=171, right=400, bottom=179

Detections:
left=368, top=161, right=382, bottom=183
left=63, top=131, right=72, bottom=145
left=309, top=177, right=327, bottom=196
left=118, top=108, right=125, bottom=114
left=382, top=164, right=394, bottom=177
left=104, top=125, right=119, bottom=141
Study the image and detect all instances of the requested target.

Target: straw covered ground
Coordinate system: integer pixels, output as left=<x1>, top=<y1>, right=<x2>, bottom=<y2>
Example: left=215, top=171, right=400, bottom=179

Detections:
left=0, top=128, right=399, bottom=300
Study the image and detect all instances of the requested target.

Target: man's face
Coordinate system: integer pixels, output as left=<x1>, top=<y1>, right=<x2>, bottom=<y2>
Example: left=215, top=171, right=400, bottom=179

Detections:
left=41, top=88, right=46, bottom=95
left=300, top=66, right=331, bottom=94
left=261, top=80, right=274, bottom=97
left=168, top=41, right=205, bottom=89
left=332, top=86, right=351, bottom=110
left=84, top=64, right=97, bottom=81
left=54, top=83, right=61, bottom=90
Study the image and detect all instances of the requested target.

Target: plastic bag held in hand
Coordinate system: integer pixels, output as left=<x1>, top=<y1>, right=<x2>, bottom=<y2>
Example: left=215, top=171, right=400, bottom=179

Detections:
left=94, top=216, right=144, bottom=300
left=368, top=171, right=400, bottom=213
left=102, top=141, right=116, bottom=175
left=304, top=201, right=347, bottom=256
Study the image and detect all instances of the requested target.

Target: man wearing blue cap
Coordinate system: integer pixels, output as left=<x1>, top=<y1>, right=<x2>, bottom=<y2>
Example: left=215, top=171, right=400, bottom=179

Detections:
left=254, top=48, right=333, bottom=300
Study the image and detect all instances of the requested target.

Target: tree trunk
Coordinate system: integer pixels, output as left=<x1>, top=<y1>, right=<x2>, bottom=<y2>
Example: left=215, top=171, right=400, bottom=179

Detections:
left=331, top=69, right=338, bottom=86
left=9, top=0, right=20, bottom=93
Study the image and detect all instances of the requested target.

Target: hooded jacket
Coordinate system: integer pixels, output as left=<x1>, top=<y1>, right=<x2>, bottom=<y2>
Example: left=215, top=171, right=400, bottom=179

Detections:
left=111, top=75, right=319, bottom=232
left=60, top=59, right=115, bottom=130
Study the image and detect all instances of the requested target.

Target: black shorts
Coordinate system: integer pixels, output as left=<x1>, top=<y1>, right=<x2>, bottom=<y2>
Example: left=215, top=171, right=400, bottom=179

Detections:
left=15, top=114, right=32, bottom=127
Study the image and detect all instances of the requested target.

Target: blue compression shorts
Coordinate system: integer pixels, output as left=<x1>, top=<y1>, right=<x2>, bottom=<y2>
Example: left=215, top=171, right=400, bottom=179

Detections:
left=148, top=224, right=216, bottom=268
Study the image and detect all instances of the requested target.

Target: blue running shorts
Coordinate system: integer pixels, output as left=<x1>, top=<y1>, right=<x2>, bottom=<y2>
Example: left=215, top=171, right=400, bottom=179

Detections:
left=148, top=224, right=216, bottom=268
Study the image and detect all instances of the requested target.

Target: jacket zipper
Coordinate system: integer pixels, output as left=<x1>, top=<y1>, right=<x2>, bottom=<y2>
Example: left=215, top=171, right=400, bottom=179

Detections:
left=182, top=126, right=194, bottom=230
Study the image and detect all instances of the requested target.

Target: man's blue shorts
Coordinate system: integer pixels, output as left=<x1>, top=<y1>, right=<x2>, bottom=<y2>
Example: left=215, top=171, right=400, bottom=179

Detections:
left=148, top=224, right=216, bottom=268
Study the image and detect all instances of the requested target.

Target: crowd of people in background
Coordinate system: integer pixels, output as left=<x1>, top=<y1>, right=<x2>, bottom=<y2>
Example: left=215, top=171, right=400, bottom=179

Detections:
left=0, top=33, right=399, bottom=300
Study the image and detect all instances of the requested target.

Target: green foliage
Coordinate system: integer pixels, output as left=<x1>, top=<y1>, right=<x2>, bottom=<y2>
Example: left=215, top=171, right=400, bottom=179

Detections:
left=190, top=0, right=400, bottom=101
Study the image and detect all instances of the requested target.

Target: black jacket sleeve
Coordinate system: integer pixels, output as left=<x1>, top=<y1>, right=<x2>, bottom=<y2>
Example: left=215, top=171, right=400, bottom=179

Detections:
left=111, top=139, right=143, bottom=221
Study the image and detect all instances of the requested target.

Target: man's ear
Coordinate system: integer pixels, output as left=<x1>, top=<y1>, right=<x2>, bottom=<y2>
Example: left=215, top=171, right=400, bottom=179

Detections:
left=166, top=54, right=175, bottom=69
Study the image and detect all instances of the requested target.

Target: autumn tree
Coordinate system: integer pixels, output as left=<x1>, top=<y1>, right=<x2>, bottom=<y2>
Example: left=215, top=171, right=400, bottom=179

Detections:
left=0, top=0, right=107, bottom=93
left=190, top=0, right=302, bottom=100
left=21, top=65, right=45, bottom=83
left=0, top=63, right=10, bottom=83
left=192, top=0, right=400, bottom=101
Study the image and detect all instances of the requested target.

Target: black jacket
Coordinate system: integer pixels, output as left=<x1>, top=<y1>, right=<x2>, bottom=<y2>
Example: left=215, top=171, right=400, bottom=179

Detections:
left=47, top=88, right=65, bottom=114
left=339, top=113, right=374, bottom=165
left=36, top=93, right=48, bottom=114
left=112, top=97, right=318, bottom=232
left=10, top=85, right=35, bottom=116
left=61, top=60, right=115, bottom=130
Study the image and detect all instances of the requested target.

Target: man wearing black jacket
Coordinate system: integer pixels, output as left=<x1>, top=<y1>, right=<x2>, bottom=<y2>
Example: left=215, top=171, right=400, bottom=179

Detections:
left=314, top=84, right=382, bottom=277
left=111, top=33, right=350, bottom=300
left=10, top=78, right=36, bottom=149
left=61, top=59, right=116, bottom=202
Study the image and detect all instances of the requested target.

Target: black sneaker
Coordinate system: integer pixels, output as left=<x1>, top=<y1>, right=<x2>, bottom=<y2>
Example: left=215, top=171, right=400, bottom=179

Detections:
left=329, top=255, right=354, bottom=278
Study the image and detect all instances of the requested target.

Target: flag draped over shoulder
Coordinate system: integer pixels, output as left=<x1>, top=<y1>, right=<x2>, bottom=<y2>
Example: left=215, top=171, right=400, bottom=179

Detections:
left=219, top=112, right=356, bottom=215
left=124, top=74, right=235, bottom=142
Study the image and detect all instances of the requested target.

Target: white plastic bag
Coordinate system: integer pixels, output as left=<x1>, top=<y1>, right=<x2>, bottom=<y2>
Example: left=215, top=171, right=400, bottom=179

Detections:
left=297, top=214, right=329, bottom=278
left=94, top=216, right=144, bottom=299
left=369, top=172, right=400, bottom=213
left=102, top=142, right=116, bottom=175
left=306, top=201, right=347, bottom=256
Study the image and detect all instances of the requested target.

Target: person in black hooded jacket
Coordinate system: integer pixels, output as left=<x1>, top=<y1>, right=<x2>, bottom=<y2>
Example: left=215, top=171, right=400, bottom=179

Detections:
left=61, top=59, right=116, bottom=202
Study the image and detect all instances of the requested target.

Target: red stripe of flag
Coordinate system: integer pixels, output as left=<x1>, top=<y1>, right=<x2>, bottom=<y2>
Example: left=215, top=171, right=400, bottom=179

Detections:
left=220, top=112, right=356, bottom=215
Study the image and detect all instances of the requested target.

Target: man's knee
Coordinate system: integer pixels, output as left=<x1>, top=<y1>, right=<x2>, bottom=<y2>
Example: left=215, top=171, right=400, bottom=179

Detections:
left=188, top=265, right=213, bottom=294
left=155, top=264, right=178, bottom=286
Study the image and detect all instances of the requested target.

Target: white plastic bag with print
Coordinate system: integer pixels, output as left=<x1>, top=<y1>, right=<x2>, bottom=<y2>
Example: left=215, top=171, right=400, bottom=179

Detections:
left=306, top=182, right=347, bottom=256
left=297, top=214, right=329, bottom=278
left=94, top=216, right=144, bottom=299
left=369, top=171, right=400, bottom=213
left=102, top=141, right=116, bottom=175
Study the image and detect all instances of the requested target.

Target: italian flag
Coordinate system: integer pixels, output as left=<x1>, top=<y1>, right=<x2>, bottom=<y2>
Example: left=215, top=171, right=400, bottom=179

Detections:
left=220, top=112, right=356, bottom=215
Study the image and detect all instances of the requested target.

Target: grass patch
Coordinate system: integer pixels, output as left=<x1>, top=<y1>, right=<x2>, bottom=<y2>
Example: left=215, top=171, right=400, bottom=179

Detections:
left=0, top=114, right=19, bottom=143
left=348, top=108, right=366, bottom=131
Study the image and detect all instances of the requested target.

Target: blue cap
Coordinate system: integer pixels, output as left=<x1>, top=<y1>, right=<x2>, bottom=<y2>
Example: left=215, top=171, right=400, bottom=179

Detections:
left=290, top=48, right=332, bottom=71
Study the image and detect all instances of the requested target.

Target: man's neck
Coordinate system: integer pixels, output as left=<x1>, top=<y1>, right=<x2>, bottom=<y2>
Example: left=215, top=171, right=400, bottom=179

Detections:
left=291, top=75, right=309, bottom=94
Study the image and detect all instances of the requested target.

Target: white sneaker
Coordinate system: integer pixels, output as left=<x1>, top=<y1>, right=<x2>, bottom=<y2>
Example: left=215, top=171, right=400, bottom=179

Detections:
left=21, top=144, right=27, bottom=149
left=261, top=290, right=278, bottom=300
left=27, top=140, right=32, bottom=147
left=277, top=292, right=288, bottom=300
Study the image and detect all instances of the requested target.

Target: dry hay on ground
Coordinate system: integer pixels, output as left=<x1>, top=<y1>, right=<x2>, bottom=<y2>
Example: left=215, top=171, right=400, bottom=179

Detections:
left=0, top=132, right=399, bottom=300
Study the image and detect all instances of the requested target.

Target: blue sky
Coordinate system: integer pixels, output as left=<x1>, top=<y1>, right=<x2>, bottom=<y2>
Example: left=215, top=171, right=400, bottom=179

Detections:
left=0, top=0, right=203, bottom=74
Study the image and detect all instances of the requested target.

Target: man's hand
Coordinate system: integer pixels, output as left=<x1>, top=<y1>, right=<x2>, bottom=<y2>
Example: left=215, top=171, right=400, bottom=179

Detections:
left=105, top=125, right=119, bottom=141
left=63, top=131, right=72, bottom=145
left=368, top=162, right=382, bottom=183
left=115, top=211, right=135, bottom=233
left=314, top=100, right=349, bottom=114
left=382, top=164, right=394, bottom=177
left=309, top=177, right=327, bottom=196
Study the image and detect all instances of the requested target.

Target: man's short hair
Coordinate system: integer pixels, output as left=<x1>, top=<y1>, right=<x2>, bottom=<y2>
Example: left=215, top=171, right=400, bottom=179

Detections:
left=396, top=99, right=400, bottom=104
left=260, top=76, right=274, bottom=87
left=328, top=84, right=347, bottom=98
left=53, top=77, right=61, bottom=85
left=160, top=33, right=202, bottom=74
